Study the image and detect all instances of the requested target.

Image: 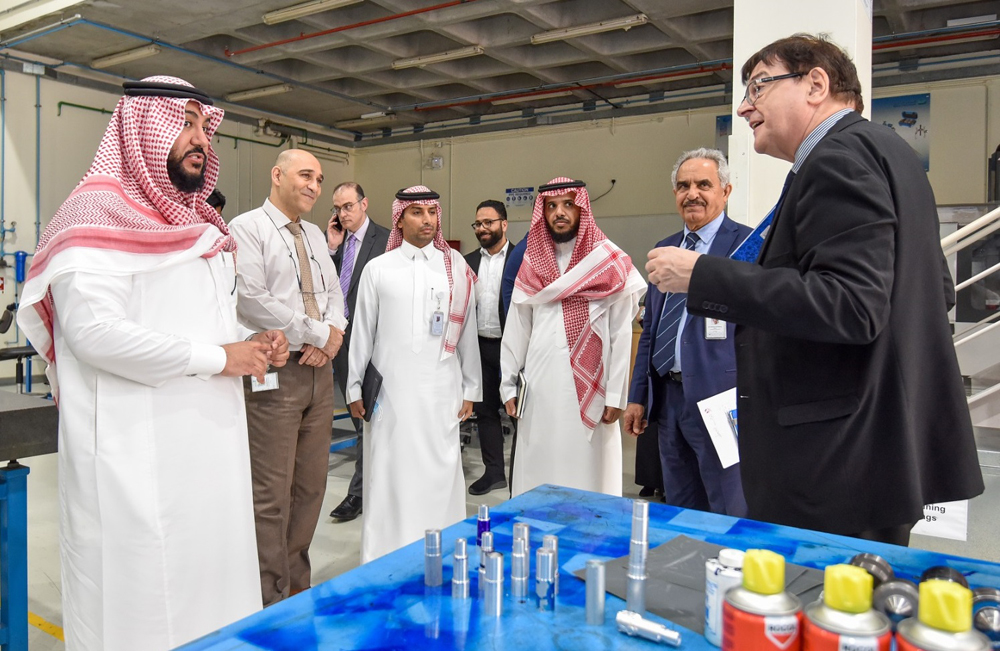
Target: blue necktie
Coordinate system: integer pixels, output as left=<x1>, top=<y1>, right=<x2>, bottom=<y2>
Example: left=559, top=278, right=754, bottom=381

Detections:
left=339, top=233, right=357, bottom=318
left=651, top=231, right=700, bottom=376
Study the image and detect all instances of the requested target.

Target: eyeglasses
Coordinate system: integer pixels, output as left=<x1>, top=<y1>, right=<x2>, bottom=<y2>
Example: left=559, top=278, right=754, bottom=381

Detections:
left=331, top=201, right=361, bottom=217
left=471, top=218, right=501, bottom=230
left=742, top=72, right=803, bottom=106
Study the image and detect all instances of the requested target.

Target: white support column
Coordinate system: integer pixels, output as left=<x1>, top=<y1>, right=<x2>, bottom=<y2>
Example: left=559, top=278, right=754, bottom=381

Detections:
left=727, top=0, right=873, bottom=225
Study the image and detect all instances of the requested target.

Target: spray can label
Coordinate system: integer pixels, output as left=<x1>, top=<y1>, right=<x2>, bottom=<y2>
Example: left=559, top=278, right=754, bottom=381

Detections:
left=723, top=601, right=802, bottom=651
left=707, top=558, right=744, bottom=646
left=802, top=619, right=890, bottom=651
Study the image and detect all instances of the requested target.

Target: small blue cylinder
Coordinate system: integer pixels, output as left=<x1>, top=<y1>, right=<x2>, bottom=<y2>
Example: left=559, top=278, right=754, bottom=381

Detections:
left=14, top=250, right=27, bottom=283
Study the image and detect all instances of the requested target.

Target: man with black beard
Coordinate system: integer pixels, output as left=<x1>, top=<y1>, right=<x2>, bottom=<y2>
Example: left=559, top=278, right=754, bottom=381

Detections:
left=463, top=200, right=515, bottom=494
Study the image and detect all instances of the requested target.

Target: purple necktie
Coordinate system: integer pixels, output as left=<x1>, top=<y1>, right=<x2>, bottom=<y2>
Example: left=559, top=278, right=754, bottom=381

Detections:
left=340, top=233, right=356, bottom=318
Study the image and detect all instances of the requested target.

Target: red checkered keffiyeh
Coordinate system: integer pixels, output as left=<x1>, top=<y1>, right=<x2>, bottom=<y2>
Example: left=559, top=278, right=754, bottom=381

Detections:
left=388, top=186, right=475, bottom=358
left=18, top=76, right=230, bottom=369
left=514, top=177, right=636, bottom=430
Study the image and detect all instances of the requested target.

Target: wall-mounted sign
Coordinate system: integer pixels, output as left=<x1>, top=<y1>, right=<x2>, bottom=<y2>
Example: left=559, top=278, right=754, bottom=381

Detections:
left=505, top=187, right=535, bottom=208
left=872, top=93, right=931, bottom=171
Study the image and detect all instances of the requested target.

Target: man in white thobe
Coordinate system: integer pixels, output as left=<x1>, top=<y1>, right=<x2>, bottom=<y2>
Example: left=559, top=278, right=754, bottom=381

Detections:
left=347, top=185, right=481, bottom=563
left=17, top=77, right=288, bottom=650
left=500, top=177, right=645, bottom=497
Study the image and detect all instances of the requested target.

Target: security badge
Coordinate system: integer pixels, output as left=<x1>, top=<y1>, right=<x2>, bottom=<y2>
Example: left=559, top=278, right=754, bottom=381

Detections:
left=705, top=318, right=727, bottom=340
left=251, top=372, right=279, bottom=392
left=431, top=289, right=446, bottom=336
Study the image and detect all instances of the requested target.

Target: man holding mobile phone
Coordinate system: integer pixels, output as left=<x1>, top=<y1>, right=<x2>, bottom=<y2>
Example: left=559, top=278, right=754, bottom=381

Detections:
left=327, top=182, right=390, bottom=523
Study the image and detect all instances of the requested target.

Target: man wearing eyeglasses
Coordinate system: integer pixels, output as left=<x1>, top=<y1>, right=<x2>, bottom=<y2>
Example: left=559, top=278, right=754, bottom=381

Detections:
left=326, top=182, right=391, bottom=523
left=230, top=149, right=347, bottom=605
left=645, top=34, right=983, bottom=545
left=463, top=200, right=515, bottom=495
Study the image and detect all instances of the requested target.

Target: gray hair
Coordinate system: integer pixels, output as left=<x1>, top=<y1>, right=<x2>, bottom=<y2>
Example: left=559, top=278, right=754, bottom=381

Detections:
left=670, top=148, right=731, bottom=188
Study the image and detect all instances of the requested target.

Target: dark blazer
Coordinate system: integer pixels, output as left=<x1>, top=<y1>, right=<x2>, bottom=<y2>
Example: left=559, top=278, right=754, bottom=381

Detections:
left=465, top=239, right=517, bottom=331
left=628, top=215, right=752, bottom=417
left=332, top=217, right=390, bottom=342
left=688, top=112, right=983, bottom=535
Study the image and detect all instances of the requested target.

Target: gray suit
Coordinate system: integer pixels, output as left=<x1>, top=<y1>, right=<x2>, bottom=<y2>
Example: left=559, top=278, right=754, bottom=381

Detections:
left=332, top=217, right=391, bottom=498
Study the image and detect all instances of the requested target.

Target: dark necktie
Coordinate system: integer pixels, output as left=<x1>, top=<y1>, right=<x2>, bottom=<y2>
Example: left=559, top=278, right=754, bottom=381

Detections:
left=651, top=231, right=700, bottom=376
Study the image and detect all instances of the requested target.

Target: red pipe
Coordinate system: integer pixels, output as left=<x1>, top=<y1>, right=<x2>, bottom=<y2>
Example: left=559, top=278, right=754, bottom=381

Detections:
left=873, top=27, right=1000, bottom=51
left=414, top=62, right=732, bottom=112
left=226, top=0, right=480, bottom=57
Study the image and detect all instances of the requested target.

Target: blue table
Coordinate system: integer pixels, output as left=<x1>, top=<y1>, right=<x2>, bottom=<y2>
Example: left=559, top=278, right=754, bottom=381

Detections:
left=180, top=485, right=1000, bottom=650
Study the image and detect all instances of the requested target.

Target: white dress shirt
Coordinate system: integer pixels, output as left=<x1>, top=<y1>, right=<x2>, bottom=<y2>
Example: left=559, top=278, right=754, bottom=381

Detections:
left=229, top=199, right=347, bottom=350
left=474, top=240, right=509, bottom=339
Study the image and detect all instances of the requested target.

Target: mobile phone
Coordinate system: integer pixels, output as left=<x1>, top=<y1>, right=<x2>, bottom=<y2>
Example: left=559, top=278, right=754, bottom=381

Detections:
left=331, top=215, right=343, bottom=231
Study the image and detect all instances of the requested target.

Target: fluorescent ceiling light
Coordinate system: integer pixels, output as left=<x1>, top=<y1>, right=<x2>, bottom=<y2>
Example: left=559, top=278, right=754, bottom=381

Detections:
left=491, top=90, right=573, bottom=105
left=91, top=44, right=162, bottom=69
left=614, top=71, right=714, bottom=89
left=531, top=14, right=648, bottom=45
left=336, top=115, right=398, bottom=129
left=225, top=84, right=295, bottom=102
left=263, top=0, right=362, bottom=25
left=392, top=46, right=485, bottom=70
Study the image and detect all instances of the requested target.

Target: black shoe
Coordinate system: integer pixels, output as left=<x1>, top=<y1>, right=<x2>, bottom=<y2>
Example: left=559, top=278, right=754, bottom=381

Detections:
left=469, top=475, right=507, bottom=496
left=329, top=494, right=362, bottom=522
left=638, top=486, right=657, bottom=498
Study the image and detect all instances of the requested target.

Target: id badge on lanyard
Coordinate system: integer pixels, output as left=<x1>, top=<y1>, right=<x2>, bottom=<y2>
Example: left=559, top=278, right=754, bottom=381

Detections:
left=431, top=289, right=446, bottom=336
left=705, top=318, right=727, bottom=340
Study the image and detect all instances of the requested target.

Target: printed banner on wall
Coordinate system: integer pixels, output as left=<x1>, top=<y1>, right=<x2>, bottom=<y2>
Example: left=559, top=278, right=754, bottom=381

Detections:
left=505, top=187, right=535, bottom=208
left=910, top=500, right=969, bottom=541
left=872, top=93, right=931, bottom=171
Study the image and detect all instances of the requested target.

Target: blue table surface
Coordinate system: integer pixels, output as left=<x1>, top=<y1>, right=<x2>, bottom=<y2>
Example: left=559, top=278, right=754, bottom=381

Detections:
left=179, top=485, right=1000, bottom=650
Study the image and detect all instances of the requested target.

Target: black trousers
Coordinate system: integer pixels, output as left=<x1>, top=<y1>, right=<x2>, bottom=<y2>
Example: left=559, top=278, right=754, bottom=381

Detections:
left=333, top=340, right=364, bottom=498
left=474, top=337, right=506, bottom=480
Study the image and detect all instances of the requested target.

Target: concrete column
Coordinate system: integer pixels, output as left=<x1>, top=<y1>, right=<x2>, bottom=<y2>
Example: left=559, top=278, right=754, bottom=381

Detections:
left=727, top=0, right=873, bottom=225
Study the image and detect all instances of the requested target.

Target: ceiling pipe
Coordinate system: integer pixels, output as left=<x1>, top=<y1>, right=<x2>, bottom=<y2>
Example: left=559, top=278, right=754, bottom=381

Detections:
left=225, top=0, right=482, bottom=58
left=0, top=13, right=81, bottom=50
left=404, top=61, right=733, bottom=112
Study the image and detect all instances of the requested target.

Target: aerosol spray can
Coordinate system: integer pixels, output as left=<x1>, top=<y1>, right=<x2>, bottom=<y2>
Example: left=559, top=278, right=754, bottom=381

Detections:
left=722, top=549, right=802, bottom=651
left=802, top=564, right=892, bottom=651
left=897, top=579, right=990, bottom=651
left=706, top=548, right=745, bottom=646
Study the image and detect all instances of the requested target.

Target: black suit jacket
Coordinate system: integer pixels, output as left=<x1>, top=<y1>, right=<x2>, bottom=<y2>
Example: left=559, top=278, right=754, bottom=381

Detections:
left=332, top=218, right=391, bottom=342
left=688, top=112, right=983, bottom=535
left=464, top=240, right=516, bottom=332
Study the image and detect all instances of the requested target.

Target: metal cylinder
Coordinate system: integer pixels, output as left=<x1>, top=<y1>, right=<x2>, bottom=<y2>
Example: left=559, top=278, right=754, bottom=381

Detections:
left=511, top=537, right=529, bottom=601
left=424, top=529, right=442, bottom=587
left=616, top=610, right=682, bottom=647
left=477, top=504, right=491, bottom=546
left=483, top=551, right=504, bottom=618
left=536, top=547, right=555, bottom=611
left=586, top=559, right=606, bottom=625
left=452, top=537, right=470, bottom=599
left=920, top=565, right=970, bottom=589
left=478, top=530, right=493, bottom=598
left=873, top=579, right=920, bottom=631
left=626, top=499, right=649, bottom=615
left=542, top=534, right=560, bottom=595
left=513, top=522, right=530, bottom=545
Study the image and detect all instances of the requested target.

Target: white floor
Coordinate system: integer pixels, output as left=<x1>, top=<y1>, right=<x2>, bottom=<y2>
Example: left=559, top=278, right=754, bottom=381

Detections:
left=23, top=419, right=643, bottom=649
